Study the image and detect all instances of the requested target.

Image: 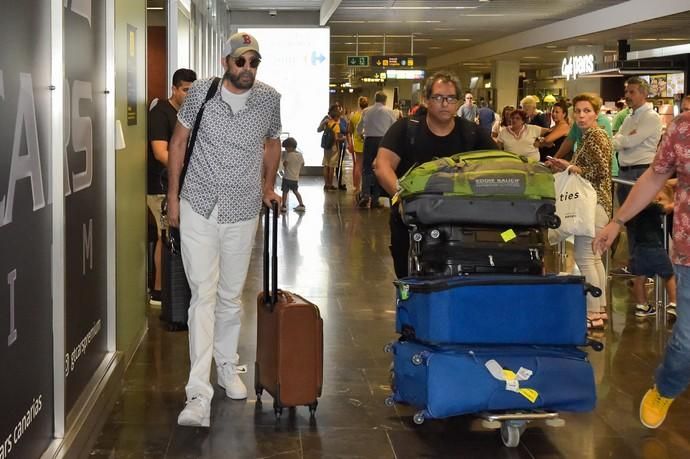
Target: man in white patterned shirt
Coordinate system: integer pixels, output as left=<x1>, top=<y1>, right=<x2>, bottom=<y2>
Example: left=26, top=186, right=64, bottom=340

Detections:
left=612, top=77, right=662, bottom=297
left=167, top=32, right=282, bottom=428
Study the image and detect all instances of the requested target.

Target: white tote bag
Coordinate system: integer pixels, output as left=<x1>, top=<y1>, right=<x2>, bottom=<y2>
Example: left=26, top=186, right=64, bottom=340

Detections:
left=552, top=170, right=597, bottom=238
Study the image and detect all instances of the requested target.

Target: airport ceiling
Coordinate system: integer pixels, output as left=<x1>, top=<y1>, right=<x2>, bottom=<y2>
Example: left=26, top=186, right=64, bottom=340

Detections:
left=156, top=1, right=690, bottom=81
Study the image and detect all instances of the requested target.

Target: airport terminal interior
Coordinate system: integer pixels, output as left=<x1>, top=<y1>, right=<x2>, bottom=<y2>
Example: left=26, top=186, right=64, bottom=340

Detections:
left=3, top=1, right=690, bottom=458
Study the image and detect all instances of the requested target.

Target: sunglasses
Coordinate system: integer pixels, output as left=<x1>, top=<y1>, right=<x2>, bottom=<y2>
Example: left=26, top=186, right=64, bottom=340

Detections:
left=233, top=56, right=261, bottom=68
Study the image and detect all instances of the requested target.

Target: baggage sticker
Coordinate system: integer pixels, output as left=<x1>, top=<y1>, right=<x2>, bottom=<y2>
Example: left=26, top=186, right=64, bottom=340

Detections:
left=399, top=284, right=410, bottom=300
left=501, top=229, right=517, bottom=242
left=519, top=388, right=539, bottom=403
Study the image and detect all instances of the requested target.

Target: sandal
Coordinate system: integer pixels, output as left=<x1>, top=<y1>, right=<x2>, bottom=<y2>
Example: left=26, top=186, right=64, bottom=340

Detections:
left=599, top=310, right=609, bottom=322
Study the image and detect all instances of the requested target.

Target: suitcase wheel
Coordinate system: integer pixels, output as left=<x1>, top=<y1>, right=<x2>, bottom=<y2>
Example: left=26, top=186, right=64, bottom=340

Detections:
left=273, top=402, right=283, bottom=419
left=309, top=401, right=318, bottom=417
left=411, top=353, right=425, bottom=366
left=384, top=396, right=395, bottom=407
left=413, top=411, right=425, bottom=425
left=383, top=342, right=394, bottom=353
left=500, top=421, right=526, bottom=448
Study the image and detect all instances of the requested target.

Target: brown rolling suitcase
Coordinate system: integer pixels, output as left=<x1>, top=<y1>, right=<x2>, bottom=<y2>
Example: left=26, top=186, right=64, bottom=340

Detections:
left=255, top=202, right=323, bottom=418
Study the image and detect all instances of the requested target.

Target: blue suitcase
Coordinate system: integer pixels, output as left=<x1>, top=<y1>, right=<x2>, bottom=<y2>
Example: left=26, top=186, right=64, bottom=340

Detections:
left=395, top=274, right=599, bottom=346
left=391, top=340, right=596, bottom=421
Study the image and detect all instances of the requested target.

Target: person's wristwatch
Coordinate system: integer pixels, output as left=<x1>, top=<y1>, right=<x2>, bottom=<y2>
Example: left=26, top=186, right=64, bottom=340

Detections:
left=612, top=217, right=625, bottom=227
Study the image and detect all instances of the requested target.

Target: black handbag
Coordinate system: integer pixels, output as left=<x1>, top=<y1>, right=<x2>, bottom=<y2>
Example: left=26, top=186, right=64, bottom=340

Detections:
left=159, top=77, right=221, bottom=330
left=160, top=226, right=191, bottom=330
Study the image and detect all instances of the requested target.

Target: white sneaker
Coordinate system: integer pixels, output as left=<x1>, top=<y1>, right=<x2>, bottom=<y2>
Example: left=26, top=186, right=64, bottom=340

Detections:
left=177, top=395, right=210, bottom=427
left=217, top=363, right=248, bottom=400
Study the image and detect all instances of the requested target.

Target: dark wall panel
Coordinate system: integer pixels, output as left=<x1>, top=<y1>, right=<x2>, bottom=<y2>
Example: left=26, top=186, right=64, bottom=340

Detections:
left=63, top=0, right=109, bottom=414
left=0, top=0, right=54, bottom=457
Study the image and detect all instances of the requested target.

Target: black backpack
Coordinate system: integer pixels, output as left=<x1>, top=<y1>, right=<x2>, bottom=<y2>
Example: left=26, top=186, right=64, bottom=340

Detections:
left=320, top=124, right=336, bottom=149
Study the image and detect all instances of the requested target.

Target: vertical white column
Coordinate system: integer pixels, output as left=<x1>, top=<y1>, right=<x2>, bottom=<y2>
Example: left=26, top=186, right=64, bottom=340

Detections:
left=167, top=0, right=179, bottom=95
left=492, top=60, right=520, bottom=112
left=51, top=0, right=65, bottom=439
left=106, top=0, right=116, bottom=353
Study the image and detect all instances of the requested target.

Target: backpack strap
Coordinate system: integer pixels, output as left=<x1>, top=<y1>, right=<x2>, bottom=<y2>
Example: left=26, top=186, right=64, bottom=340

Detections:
left=180, top=76, right=221, bottom=191
left=406, top=116, right=420, bottom=146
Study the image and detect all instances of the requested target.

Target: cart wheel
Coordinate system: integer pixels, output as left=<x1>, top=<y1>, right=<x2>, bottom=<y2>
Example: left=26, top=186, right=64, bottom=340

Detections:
left=500, top=422, right=522, bottom=448
left=481, top=419, right=502, bottom=430
left=413, top=411, right=425, bottom=425
left=545, top=417, right=566, bottom=428
left=309, top=402, right=318, bottom=417
left=384, top=396, right=395, bottom=407
left=411, top=353, right=424, bottom=366
left=383, top=343, right=393, bottom=353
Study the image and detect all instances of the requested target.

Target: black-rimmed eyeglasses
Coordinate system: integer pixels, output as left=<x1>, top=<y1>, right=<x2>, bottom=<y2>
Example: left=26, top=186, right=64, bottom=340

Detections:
left=429, top=94, right=459, bottom=105
left=234, top=56, right=261, bottom=68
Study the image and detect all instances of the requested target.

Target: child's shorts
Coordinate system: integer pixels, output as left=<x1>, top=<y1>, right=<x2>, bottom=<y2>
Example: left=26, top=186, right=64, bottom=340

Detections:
left=630, top=246, right=674, bottom=279
left=281, top=179, right=299, bottom=192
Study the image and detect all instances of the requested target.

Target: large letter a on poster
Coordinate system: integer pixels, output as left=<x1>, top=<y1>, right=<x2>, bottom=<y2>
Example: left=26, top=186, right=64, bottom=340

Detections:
left=1, top=73, right=46, bottom=227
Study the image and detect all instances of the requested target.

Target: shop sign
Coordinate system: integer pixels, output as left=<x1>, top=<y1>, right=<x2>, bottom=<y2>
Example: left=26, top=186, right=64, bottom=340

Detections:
left=561, top=54, right=594, bottom=80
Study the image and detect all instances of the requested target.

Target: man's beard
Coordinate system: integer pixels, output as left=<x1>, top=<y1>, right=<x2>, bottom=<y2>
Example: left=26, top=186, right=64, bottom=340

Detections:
left=225, top=69, right=255, bottom=90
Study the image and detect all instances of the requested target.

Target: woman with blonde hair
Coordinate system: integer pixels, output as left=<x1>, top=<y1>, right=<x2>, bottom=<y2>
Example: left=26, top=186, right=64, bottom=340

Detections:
left=521, top=95, right=550, bottom=128
left=546, top=93, right=613, bottom=329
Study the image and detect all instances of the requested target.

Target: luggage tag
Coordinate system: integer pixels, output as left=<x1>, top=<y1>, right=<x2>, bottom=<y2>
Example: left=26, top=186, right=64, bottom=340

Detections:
left=485, top=360, right=539, bottom=404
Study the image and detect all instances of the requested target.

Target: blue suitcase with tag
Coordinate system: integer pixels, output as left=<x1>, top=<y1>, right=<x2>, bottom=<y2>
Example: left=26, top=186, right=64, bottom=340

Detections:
left=390, top=340, right=596, bottom=421
left=395, top=274, right=600, bottom=346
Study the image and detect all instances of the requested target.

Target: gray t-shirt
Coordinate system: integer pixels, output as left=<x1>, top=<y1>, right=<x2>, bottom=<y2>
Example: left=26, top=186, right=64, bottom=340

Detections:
left=458, top=104, right=478, bottom=122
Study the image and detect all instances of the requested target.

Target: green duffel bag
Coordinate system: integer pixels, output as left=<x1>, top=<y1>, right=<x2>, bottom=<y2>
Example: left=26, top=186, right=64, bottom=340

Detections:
left=398, top=150, right=560, bottom=228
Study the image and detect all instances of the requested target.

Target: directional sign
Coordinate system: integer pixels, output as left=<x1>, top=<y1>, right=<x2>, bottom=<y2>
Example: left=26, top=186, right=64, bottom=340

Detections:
left=347, top=55, right=369, bottom=67
left=371, top=55, right=426, bottom=68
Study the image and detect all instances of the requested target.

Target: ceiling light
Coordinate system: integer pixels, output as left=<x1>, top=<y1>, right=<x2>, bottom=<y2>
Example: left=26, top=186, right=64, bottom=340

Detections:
left=146, top=6, right=164, bottom=10
left=522, top=56, right=539, bottom=59
left=450, top=38, right=472, bottom=42
left=339, top=6, right=477, bottom=10
left=545, top=45, right=558, bottom=49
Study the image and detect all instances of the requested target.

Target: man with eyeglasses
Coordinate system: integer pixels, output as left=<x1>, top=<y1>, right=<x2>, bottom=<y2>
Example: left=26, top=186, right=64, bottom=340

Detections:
left=166, top=32, right=282, bottom=427
left=374, top=71, right=495, bottom=278
left=457, top=92, right=478, bottom=123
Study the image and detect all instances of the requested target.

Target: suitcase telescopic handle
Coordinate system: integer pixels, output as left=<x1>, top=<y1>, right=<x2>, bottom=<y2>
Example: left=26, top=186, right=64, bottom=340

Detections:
left=262, top=200, right=279, bottom=310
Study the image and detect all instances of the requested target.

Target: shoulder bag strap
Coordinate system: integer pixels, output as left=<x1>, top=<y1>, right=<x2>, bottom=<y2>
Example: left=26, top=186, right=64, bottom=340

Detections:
left=179, top=76, right=221, bottom=191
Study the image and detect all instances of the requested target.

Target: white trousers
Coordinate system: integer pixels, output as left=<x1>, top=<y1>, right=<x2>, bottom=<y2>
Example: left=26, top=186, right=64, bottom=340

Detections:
left=573, top=203, right=609, bottom=314
left=179, top=198, right=259, bottom=400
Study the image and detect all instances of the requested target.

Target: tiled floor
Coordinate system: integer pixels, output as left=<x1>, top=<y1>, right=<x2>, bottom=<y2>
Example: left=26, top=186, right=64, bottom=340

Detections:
left=90, top=176, right=689, bottom=458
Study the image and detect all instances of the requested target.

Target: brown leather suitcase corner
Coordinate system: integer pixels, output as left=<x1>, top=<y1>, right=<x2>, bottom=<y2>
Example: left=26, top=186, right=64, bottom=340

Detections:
left=255, top=202, right=323, bottom=418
